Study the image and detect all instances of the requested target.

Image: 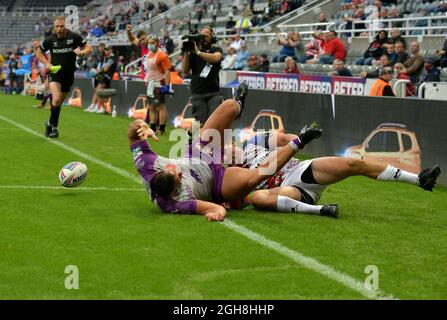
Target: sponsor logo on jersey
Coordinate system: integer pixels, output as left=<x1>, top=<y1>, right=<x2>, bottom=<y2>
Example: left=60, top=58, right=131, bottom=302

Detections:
left=53, top=48, right=74, bottom=54
left=53, top=42, right=58, bottom=47
left=131, top=146, right=143, bottom=159
left=190, top=169, right=203, bottom=184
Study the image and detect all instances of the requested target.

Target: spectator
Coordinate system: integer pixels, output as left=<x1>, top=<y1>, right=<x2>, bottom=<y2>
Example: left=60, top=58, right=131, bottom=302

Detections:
left=316, top=12, right=328, bottom=30
left=257, top=54, right=270, bottom=72
left=383, top=43, right=397, bottom=65
left=272, top=32, right=300, bottom=62
left=404, top=42, right=425, bottom=83
left=221, top=47, right=238, bottom=70
left=369, top=66, right=395, bottom=97
left=393, top=62, right=416, bottom=96
left=330, top=59, right=353, bottom=77
left=419, top=57, right=440, bottom=83
left=390, top=27, right=406, bottom=49
left=343, top=8, right=366, bottom=37
left=411, top=9, right=429, bottom=35
left=395, top=41, right=409, bottom=64
left=126, top=25, right=150, bottom=80
left=356, top=30, right=388, bottom=65
left=169, top=66, right=184, bottom=84
left=161, top=30, right=174, bottom=55
left=246, top=55, right=259, bottom=71
left=283, top=56, right=300, bottom=74
left=235, top=11, right=253, bottom=34
left=229, top=34, right=245, bottom=52
left=234, top=43, right=250, bottom=70
left=91, top=23, right=105, bottom=38
left=388, top=7, right=402, bottom=28
left=437, top=37, right=447, bottom=68
left=298, top=31, right=322, bottom=63
left=361, top=54, right=393, bottom=78
left=225, top=16, right=236, bottom=35
left=319, top=30, right=346, bottom=64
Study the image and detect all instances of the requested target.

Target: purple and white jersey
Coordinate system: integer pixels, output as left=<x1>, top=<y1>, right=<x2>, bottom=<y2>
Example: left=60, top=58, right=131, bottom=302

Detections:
left=130, top=140, right=214, bottom=213
left=243, top=132, right=300, bottom=190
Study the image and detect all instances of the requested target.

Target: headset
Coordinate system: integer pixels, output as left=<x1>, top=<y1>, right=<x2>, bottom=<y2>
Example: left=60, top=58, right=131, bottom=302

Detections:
left=199, top=26, right=218, bottom=44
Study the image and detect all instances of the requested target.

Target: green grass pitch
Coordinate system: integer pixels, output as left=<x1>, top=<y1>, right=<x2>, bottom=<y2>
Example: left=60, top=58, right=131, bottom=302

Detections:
left=0, top=94, right=446, bottom=299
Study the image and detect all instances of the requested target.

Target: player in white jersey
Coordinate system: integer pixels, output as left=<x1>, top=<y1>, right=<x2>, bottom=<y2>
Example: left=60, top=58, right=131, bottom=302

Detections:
left=128, top=83, right=323, bottom=221
left=241, top=131, right=441, bottom=218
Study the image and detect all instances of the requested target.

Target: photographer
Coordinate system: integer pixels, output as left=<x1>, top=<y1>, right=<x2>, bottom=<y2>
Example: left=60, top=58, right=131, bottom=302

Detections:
left=182, top=26, right=224, bottom=126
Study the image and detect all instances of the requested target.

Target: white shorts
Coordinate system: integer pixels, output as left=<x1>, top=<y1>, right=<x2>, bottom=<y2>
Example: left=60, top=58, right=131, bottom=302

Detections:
left=281, top=160, right=327, bottom=203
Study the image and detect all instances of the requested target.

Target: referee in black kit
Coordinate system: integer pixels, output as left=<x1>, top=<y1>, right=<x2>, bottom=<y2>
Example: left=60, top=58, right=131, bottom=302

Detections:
left=182, top=26, right=224, bottom=126
left=36, top=16, right=93, bottom=138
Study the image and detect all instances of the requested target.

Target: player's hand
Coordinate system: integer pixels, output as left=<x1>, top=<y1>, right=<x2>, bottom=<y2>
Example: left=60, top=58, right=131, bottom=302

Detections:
left=126, top=24, right=132, bottom=32
left=73, top=48, right=84, bottom=57
left=136, top=122, right=159, bottom=142
left=49, top=65, right=62, bottom=74
left=205, top=211, right=225, bottom=222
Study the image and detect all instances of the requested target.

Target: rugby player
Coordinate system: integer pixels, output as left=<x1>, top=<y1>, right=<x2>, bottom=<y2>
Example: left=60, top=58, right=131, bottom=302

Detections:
left=239, top=131, right=441, bottom=218
left=128, top=83, right=323, bottom=221
left=35, top=16, right=93, bottom=138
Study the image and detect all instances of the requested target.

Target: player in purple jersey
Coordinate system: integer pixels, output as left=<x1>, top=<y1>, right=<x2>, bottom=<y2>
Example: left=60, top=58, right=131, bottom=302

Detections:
left=128, top=83, right=323, bottom=221
left=240, top=131, right=441, bottom=218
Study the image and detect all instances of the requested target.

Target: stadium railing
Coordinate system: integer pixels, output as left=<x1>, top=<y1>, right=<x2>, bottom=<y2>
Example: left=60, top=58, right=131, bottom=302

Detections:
left=9, top=6, right=70, bottom=16
left=87, top=0, right=194, bottom=46
left=278, top=15, right=447, bottom=37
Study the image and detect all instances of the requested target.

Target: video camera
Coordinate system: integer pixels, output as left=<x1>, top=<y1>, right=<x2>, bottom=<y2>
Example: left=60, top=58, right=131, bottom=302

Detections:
left=181, top=34, right=205, bottom=53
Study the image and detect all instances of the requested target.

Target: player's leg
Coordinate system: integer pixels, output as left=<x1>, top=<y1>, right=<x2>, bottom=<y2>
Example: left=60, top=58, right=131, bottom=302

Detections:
left=311, top=157, right=441, bottom=191
left=46, top=79, right=69, bottom=138
left=221, top=139, right=305, bottom=200
left=248, top=187, right=336, bottom=217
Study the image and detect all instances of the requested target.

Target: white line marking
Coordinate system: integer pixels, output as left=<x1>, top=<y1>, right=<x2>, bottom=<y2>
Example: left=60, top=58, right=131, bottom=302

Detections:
left=0, top=113, right=397, bottom=299
left=0, top=114, right=141, bottom=184
left=0, top=185, right=146, bottom=192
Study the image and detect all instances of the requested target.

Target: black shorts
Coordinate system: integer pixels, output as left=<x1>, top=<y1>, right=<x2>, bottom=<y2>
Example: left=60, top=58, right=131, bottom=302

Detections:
left=48, top=71, right=74, bottom=93
left=94, top=75, right=111, bottom=89
left=147, top=87, right=165, bottom=106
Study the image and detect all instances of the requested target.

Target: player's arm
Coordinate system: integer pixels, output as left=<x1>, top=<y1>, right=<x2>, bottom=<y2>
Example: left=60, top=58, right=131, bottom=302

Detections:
left=73, top=42, right=93, bottom=58
left=128, top=119, right=159, bottom=146
left=195, top=200, right=227, bottom=221
left=126, top=25, right=139, bottom=46
left=36, top=46, right=52, bottom=69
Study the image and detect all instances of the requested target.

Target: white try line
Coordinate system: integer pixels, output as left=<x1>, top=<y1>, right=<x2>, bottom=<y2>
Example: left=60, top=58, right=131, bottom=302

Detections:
left=0, top=113, right=396, bottom=300
left=0, top=185, right=146, bottom=192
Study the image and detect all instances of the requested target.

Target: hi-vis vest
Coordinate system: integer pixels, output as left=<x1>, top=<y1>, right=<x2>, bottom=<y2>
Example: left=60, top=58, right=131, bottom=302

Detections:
left=370, top=78, right=391, bottom=96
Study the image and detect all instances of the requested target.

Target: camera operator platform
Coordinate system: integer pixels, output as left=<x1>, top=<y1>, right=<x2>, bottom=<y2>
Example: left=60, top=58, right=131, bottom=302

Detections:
left=181, top=26, right=224, bottom=126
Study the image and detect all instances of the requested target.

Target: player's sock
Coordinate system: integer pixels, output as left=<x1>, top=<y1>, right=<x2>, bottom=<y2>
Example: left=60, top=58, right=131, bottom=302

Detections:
left=49, top=105, right=61, bottom=128
left=42, top=95, right=49, bottom=106
left=288, top=137, right=303, bottom=151
left=159, top=124, right=166, bottom=133
left=150, top=123, right=157, bottom=132
left=377, top=165, right=419, bottom=185
left=277, top=195, right=322, bottom=214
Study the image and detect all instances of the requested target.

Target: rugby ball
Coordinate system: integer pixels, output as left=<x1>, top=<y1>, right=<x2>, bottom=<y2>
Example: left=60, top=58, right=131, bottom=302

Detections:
left=59, top=162, right=88, bottom=188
